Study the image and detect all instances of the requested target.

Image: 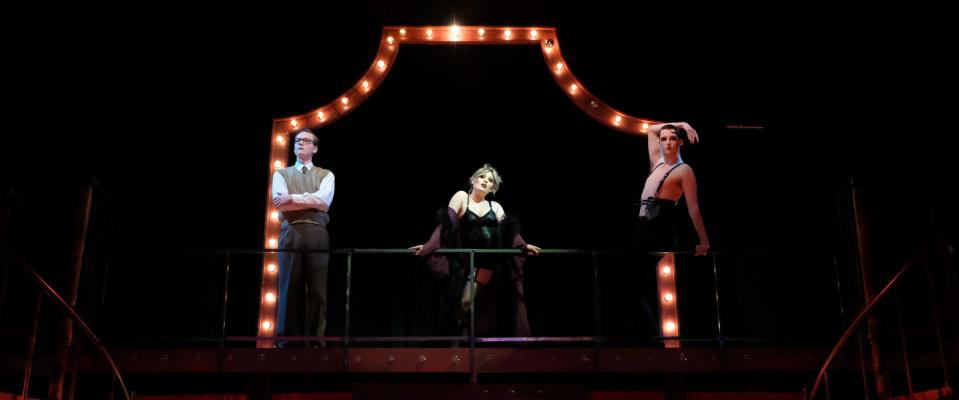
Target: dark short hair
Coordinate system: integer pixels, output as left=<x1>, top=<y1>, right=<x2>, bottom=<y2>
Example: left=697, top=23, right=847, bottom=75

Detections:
left=659, top=124, right=688, bottom=142
left=294, top=128, right=318, bottom=144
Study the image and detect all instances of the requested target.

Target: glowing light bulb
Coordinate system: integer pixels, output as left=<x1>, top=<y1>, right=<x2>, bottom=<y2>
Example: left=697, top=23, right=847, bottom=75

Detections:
left=555, top=62, right=564, bottom=73
left=641, top=122, right=650, bottom=133
left=268, top=238, right=277, bottom=248
left=569, top=84, right=578, bottom=94
left=290, top=119, right=298, bottom=128
left=262, top=320, right=272, bottom=330
left=614, top=116, right=623, bottom=126
left=399, top=29, right=407, bottom=37
left=450, top=25, right=461, bottom=40
left=477, top=28, right=486, bottom=37
left=663, top=292, right=674, bottom=302
left=270, top=211, right=279, bottom=221
left=362, top=80, right=370, bottom=91
left=386, top=35, right=395, bottom=45
left=529, top=29, right=538, bottom=39
left=267, top=264, right=277, bottom=273
left=661, top=266, right=672, bottom=275
left=664, top=321, right=676, bottom=332
left=377, top=60, right=386, bottom=70
left=318, top=111, right=325, bottom=121
left=276, top=136, right=285, bottom=144
left=504, top=29, right=512, bottom=39
left=265, top=292, right=276, bottom=303
left=273, top=160, right=283, bottom=169
left=426, top=29, right=433, bottom=38
left=341, top=97, right=349, bottom=106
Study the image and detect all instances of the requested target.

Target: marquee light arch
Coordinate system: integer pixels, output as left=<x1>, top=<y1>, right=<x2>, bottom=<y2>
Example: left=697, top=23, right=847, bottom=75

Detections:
left=258, top=26, right=663, bottom=347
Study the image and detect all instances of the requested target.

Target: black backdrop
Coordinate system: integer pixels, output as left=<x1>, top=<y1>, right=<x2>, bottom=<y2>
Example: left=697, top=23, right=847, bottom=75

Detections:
left=3, top=3, right=954, bottom=344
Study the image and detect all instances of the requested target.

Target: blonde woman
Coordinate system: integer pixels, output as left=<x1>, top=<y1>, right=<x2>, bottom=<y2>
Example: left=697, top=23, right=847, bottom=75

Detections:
left=412, top=164, right=541, bottom=337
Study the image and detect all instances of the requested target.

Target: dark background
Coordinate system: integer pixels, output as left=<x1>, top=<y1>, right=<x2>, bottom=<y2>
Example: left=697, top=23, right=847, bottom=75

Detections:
left=3, top=3, right=955, bottom=343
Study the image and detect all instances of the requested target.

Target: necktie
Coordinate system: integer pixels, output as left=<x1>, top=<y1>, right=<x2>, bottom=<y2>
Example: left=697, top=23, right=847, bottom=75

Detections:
left=301, top=166, right=308, bottom=174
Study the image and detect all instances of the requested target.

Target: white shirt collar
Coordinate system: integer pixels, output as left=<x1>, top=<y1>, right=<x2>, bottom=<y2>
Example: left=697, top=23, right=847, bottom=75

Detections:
left=294, top=161, right=314, bottom=170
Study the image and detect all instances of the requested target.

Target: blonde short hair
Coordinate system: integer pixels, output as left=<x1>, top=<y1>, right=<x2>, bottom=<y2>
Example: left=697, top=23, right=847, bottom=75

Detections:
left=470, top=164, right=502, bottom=193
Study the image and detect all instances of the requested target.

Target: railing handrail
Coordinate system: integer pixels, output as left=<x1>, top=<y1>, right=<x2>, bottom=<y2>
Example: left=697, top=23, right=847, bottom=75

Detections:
left=808, top=251, right=919, bottom=399
left=12, top=253, right=132, bottom=400
left=104, top=247, right=704, bottom=256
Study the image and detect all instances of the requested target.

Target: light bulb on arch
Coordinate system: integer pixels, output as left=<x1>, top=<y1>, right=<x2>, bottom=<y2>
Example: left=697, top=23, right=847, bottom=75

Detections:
left=664, top=321, right=676, bottom=332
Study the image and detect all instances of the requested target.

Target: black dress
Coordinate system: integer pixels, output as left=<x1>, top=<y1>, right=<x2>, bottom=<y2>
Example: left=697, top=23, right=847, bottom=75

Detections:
left=422, top=202, right=531, bottom=337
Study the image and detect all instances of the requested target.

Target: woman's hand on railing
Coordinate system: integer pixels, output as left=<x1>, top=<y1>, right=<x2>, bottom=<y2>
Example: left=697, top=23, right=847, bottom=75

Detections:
left=524, top=244, right=542, bottom=256
left=409, top=244, right=426, bottom=256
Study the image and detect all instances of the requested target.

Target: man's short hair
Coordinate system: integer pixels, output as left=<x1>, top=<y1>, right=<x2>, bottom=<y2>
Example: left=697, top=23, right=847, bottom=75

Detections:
left=659, top=124, right=688, bottom=142
left=294, top=128, right=318, bottom=144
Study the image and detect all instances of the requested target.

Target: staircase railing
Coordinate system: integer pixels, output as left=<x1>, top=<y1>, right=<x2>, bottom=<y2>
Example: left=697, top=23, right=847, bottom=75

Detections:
left=7, top=249, right=131, bottom=400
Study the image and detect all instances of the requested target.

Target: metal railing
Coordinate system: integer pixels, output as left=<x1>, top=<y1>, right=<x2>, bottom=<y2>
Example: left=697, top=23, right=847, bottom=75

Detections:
left=8, top=252, right=131, bottom=400
left=807, top=247, right=953, bottom=399
left=101, top=247, right=725, bottom=346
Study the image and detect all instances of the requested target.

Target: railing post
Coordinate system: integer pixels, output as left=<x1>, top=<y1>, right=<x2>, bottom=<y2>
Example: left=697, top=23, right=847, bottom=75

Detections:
left=893, top=289, right=914, bottom=396
left=0, top=186, right=18, bottom=326
left=22, top=291, right=43, bottom=400
left=108, top=372, right=116, bottom=400
left=856, top=329, right=872, bottom=400
left=67, top=341, right=80, bottom=400
left=823, top=370, right=831, bottom=400
left=345, top=251, right=352, bottom=350
left=711, top=252, right=725, bottom=346
left=218, top=251, right=231, bottom=372
left=591, top=252, right=601, bottom=360
left=925, top=208, right=953, bottom=389
left=851, top=183, right=889, bottom=398
left=49, top=183, right=93, bottom=400
left=469, top=250, right=477, bottom=384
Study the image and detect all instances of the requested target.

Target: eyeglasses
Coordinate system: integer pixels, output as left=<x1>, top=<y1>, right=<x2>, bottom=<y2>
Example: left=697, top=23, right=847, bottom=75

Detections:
left=294, top=137, right=316, bottom=145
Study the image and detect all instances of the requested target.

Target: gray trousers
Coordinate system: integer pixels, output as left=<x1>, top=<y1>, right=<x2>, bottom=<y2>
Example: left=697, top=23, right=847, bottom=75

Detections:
left=276, top=215, right=330, bottom=339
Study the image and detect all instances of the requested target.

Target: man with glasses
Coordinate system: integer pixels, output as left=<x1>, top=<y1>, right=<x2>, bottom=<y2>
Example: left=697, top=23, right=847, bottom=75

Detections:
left=272, top=128, right=335, bottom=347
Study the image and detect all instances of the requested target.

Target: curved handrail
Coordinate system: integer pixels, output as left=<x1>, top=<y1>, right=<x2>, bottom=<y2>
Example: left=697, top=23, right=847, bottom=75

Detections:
left=808, top=252, right=918, bottom=399
left=12, top=254, right=131, bottom=400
